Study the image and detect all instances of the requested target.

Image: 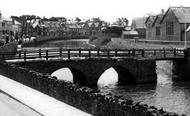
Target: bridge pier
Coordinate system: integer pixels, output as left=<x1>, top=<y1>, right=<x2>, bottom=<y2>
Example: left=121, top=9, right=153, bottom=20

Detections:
left=172, top=48, right=190, bottom=80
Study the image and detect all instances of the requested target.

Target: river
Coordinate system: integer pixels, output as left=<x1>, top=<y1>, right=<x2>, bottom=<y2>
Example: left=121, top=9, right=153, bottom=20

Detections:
left=97, top=61, right=190, bottom=115
left=35, top=39, right=190, bottom=115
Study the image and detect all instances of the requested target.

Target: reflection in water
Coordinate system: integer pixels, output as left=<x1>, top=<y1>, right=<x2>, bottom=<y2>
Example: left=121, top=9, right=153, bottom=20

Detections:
left=38, top=39, right=91, bottom=48
left=98, top=61, right=190, bottom=115
left=51, top=68, right=73, bottom=82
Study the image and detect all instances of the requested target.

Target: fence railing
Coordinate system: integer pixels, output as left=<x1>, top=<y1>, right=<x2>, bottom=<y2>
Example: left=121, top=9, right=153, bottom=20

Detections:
left=1, top=48, right=185, bottom=61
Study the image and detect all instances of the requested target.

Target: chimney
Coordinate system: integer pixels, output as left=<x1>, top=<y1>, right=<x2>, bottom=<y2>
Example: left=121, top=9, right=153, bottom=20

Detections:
left=0, top=10, right=2, bottom=20
left=161, top=9, right=165, bottom=14
left=180, top=5, right=183, bottom=10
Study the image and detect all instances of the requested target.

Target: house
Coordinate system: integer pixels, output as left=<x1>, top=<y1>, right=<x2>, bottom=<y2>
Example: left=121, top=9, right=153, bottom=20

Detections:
left=145, top=15, right=156, bottom=40
left=82, top=19, right=103, bottom=36
left=160, top=6, right=190, bottom=41
left=121, top=30, right=138, bottom=39
left=131, top=17, right=147, bottom=38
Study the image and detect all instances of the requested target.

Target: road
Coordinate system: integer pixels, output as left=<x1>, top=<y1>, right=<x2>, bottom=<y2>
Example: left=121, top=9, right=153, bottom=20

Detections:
left=0, top=91, right=42, bottom=116
left=0, top=75, right=92, bottom=116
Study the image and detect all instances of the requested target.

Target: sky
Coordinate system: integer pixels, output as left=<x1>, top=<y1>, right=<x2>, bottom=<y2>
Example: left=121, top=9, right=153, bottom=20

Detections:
left=0, top=0, right=190, bottom=23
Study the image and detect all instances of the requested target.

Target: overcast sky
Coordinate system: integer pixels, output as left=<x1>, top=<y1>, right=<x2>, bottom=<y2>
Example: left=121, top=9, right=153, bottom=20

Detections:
left=0, top=0, right=190, bottom=23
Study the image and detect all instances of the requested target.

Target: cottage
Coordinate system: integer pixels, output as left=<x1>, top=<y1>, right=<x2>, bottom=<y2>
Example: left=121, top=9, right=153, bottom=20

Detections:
left=160, top=6, right=190, bottom=41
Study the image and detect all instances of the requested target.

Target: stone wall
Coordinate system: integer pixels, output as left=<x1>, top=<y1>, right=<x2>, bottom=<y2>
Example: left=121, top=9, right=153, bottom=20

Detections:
left=172, top=48, right=190, bottom=80
left=0, top=61, right=179, bottom=116
left=14, top=58, right=157, bottom=87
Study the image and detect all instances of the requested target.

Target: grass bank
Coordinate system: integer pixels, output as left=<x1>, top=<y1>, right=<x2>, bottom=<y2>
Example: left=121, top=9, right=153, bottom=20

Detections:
left=103, top=38, right=187, bottom=49
left=89, top=34, right=111, bottom=48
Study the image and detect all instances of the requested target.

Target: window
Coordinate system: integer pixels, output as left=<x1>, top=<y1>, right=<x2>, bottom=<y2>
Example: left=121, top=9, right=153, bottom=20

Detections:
left=156, top=27, right=160, bottom=36
left=166, top=22, right=174, bottom=35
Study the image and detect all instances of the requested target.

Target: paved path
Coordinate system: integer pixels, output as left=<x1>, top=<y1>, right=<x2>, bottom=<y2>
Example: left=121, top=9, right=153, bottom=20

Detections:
left=0, top=91, right=42, bottom=116
left=0, top=75, right=92, bottom=116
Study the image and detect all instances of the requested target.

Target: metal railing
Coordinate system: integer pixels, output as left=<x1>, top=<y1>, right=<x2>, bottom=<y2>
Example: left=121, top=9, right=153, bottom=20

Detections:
left=1, top=48, right=185, bottom=61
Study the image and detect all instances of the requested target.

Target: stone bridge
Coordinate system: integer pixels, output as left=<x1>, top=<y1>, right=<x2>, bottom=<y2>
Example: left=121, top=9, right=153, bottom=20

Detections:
left=13, top=58, right=157, bottom=87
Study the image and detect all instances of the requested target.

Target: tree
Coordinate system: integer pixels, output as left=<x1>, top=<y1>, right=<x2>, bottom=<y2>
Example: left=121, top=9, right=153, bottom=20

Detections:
left=116, top=18, right=129, bottom=27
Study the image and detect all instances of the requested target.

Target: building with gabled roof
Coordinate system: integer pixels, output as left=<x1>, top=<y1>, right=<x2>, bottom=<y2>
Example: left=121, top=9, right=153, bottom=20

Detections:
left=160, top=6, right=190, bottom=41
left=145, top=15, right=157, bottom=40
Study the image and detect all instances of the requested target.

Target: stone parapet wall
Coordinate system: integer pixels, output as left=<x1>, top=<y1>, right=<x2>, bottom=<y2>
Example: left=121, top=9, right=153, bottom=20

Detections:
left=0, top=61, right=179, bottom=116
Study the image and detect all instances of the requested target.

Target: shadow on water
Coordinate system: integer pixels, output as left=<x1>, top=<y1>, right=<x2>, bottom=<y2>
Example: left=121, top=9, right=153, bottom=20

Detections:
left=51, top=61, right=190, bottom=115
left=37, top=39, right=92, bottom=49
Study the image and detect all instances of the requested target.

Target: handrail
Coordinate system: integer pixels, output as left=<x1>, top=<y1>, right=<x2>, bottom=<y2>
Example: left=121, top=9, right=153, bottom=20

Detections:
left=1, top=48, right=185, bottom=61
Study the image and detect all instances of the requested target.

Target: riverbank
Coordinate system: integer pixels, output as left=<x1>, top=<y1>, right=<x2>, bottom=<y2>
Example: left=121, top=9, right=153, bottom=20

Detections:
left=88, top=34, right=111, bottom=48
left=100, top=38, right=187, bottom=49
left=23, top=36, right=89, bottom=47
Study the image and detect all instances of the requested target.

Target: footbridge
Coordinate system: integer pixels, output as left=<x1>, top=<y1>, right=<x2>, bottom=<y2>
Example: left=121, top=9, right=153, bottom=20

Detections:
left=3, top=47, right=188, bottom=86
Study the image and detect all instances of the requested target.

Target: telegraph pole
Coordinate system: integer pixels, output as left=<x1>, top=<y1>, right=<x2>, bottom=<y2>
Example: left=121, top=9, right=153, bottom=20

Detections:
left=185, top=22, right=187, bottom=48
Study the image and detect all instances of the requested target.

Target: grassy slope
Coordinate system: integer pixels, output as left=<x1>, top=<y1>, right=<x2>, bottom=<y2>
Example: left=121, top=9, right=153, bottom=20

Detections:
left=103, top=38, right=186, bottom=49
left=89, top=34, right=111, bottom=48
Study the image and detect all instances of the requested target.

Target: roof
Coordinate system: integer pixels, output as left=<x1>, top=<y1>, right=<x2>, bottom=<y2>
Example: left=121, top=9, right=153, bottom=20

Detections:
left=152, top=14, right=164, bottom=27
left=145, top=15, right=157, bottom=24
left=13, top=20, right=21, bottom=25
left=161, top=7, right=190, bottom=24
left=94, top=22, right=99, bottom=27
left=131, top=17, right=147, bottom=29
left=32, top=21, right=40, bottom=28
left=122, top=30, right=138, bottom=35
left=124, top=26, right=131, bottom=31
left=67, top=24, right=82, bottom=29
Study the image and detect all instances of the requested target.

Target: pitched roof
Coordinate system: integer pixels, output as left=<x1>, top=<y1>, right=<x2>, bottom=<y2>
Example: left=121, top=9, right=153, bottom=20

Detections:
left=131, top=17, right=147, bottom=29
left=94, top=22, right=99, bottom=27
left=88, top=22, right=93, bottom=27
left=171, top=7, right=190, bottom=23
left=13, top=20, right=21, bottom=25
left=122, top=30, right=138, bottom=35
left=161, top=7, right=190, bottom=24
left=152, top=13, right=164, bottom=27
left=32, top=21, right=39, bottom=28
left=145, top=15, right=157, bottom=24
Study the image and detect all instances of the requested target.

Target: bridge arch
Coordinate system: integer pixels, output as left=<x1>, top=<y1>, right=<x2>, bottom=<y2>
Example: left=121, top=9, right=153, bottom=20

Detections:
left=51, top=67, right=87, bottom=86
left=112, top=66, right=135, bottom=85
left=98, top=66, right=135, bottom=86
